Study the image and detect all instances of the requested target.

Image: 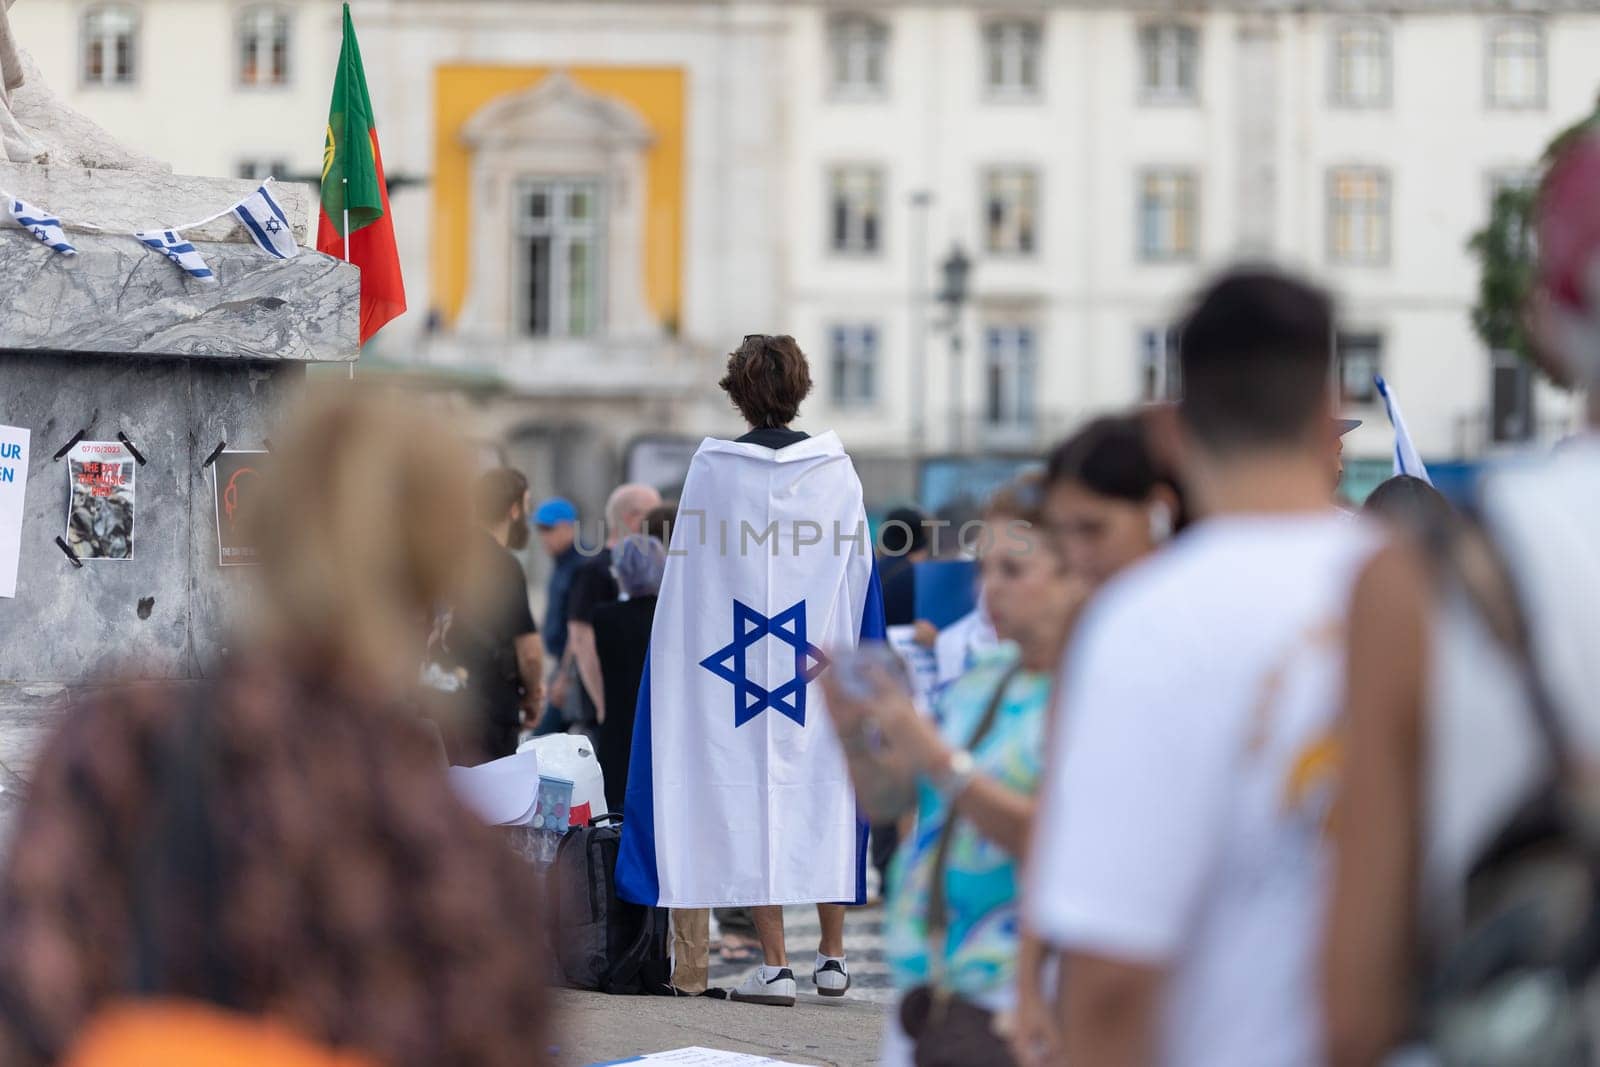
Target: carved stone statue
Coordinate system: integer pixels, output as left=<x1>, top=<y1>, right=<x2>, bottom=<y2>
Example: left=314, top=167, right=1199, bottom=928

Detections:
left=0, top=0, right=166, bottom=170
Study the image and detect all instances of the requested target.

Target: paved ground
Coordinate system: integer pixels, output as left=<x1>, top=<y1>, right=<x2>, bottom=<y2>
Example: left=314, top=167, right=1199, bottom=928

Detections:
left=552, top=903, right=892, bottom=1066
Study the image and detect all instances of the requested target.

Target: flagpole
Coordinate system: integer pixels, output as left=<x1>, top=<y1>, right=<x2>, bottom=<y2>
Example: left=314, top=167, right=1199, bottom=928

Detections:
left=343, top=176, right=353, bottom=380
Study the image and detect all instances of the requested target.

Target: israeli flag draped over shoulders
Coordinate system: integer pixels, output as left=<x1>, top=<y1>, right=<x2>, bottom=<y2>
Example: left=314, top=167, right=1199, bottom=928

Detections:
left=134, top=229, right=215, bottom=282
left=232, top=183, right=299, bottom=260
left=9, top=197, right=76, bottom=255
left=617, top=431, right=885, bottom=908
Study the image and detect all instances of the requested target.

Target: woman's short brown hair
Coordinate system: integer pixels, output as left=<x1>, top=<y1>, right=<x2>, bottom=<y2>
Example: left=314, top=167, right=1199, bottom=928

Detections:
left=719, top=334, right=813, bottom=429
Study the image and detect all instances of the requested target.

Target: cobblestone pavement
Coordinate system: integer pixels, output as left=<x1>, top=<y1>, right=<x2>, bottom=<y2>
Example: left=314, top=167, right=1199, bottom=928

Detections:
left=707, top=902, right=895, bottom=1006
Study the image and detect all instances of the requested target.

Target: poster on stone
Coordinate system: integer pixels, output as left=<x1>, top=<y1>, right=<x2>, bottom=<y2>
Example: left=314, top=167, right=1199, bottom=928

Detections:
left=0, top=425, right=29, bottom=598
left=65, top=441, right=136, bottom=561
left=211, top=450, right=264, bottom=567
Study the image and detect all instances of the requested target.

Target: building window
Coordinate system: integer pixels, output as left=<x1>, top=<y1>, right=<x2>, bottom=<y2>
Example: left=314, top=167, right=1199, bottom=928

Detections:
left=1138, top=169, right=1197, bottom=261
left=983, top=168, right=1039, bottom=257
left=1331, top=20, right=1389, bottom=108
left=829, top=14, right=888, bottom=98
left=1490, top=349, right=1536, bottom=444
left=1487, top=18, right=1545, bottom=110
left=828, top=167, right=883, bottom=255
left=239, top=6, right=291, bottom=87
left=1337, top=332, right=1383, bottom=405
left=82, top=5, right=137, bottom=86
left=829, top=325, right=879, bottom=407
left=1488, top=168, right=1538, bottom=253
left=1138, top=22, right=1199, bottom=102
left=984, top=325, right=1037, bottom=429
left=1139, top=326, right=1182, bottom=401
left=1328, top=167, right=1390, bottom=266
left=984, top=19, right=1042, bottom=99
left=236, top=158, right=289, bottom=181
left=517, top=178, right=604, bottom=338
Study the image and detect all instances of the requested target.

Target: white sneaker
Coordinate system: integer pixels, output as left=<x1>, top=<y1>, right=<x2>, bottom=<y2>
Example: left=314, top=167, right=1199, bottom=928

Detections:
left=730, top=966, right=797, bottom=1007
left=813, top=955, right=850, bottom=998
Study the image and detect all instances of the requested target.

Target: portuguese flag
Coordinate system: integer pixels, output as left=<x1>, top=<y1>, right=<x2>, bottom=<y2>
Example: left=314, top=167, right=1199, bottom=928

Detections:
left=317, top=3, right=405, bottom=345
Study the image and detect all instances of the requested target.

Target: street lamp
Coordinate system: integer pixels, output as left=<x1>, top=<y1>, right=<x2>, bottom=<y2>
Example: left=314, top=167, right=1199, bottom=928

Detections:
left=936, top=244, right=972, bottom=452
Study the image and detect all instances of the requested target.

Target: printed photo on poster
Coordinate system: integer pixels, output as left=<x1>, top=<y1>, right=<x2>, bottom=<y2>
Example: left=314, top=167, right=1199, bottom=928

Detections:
left=0, top=425, right=30, bottom=598
left=66, top=441, right=136, bottom=561
left=212, top=450, right=265, bottom=566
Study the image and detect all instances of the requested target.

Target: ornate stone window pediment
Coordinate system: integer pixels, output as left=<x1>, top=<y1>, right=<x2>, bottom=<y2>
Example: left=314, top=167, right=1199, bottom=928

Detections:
left=457, top=72, right=659, bottom=343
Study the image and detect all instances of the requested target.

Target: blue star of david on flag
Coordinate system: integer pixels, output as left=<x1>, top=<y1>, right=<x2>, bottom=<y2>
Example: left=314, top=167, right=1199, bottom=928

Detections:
left=701, top=599, right=830, bottom=728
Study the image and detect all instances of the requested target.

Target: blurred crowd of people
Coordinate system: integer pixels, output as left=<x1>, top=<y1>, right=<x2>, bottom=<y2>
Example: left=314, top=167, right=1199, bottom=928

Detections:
left=0, top=132, right=1594, bottom=1067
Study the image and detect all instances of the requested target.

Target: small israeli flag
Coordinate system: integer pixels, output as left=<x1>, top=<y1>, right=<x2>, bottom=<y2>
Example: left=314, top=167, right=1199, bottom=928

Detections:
left=1375, top=375, right=1433, bottom=485
left=232, top=183, right=298, bottom=260
left=134, top=229, right=216, bottom=282
left=9, top=198, right=77, bottom=255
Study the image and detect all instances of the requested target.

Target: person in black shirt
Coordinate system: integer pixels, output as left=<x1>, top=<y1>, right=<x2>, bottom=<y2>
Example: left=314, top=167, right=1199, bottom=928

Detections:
left=591, top=533, right=667, bottom=813
left=452, top=468, right=543, bottom=763
left=566, top=482, right=660, bottom=727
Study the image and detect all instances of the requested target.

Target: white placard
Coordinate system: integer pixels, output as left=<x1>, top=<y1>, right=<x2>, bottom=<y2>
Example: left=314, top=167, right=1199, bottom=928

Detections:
left=0, top=425, right=29, bottom=598
left=590, top=1050, right=807, bottom=1066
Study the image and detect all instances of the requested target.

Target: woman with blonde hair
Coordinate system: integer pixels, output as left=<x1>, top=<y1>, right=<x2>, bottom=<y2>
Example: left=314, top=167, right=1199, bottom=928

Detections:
left=0, top=387, right=549, bottom=1067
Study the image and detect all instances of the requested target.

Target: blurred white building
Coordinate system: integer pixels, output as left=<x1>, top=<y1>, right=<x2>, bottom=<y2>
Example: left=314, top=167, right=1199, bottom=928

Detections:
left=12, top=0, right=1600, bottom=499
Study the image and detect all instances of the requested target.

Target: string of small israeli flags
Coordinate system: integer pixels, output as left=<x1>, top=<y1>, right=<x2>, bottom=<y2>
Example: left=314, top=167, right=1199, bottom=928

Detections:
left=0, top=177, right=300, bottom=283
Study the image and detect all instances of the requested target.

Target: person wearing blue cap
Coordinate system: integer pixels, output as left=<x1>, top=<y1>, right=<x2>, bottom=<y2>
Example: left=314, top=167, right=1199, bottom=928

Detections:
left=534, top=496, right=582, bottom=734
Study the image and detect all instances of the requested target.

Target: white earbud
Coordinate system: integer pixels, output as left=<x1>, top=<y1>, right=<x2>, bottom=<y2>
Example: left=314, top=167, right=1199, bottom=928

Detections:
left=1148, top=502, right=1174, bottom=545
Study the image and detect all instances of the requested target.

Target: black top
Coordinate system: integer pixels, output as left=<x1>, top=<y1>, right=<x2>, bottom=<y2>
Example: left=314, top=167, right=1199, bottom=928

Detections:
left=736, top=427, right=810, bottom=449
left=879, top=554, right=918, bottom=628
left=566, top=547, right=617, bottom=628
left=592, top=595, right=658, bottom=814
left=453, top=533, right=538, bottom=762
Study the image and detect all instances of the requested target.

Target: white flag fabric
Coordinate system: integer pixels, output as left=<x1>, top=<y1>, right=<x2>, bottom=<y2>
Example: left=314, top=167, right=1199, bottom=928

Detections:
left=1375, top=375, right=1433, bottom=485
left=232, top=183, right=299, bottom=260
left=134, top=229, right=216, bottom=282
left=9, top=197, right=76, bottom=255
left=617, top=431, right=885, bottom=908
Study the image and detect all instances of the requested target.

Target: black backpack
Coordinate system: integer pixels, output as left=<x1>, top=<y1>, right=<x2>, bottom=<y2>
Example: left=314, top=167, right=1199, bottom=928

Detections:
left=1424, top=519, right=1600, bottom=1066
left=548, top=813, right=673, bottom=995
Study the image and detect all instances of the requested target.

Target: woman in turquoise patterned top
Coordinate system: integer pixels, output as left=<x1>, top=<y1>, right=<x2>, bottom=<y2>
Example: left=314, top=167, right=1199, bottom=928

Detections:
left=823, top=475, right=1079, bottom=1066
left=823, top=416, right=1185, bottom=1067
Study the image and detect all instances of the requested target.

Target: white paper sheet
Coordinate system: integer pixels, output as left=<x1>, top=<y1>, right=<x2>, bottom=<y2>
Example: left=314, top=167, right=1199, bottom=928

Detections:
left=590, top=1049, right=808, bottom=1066
left=446, top=749, right=540, bottom=826
left=0, top=425, right=28, bottom=598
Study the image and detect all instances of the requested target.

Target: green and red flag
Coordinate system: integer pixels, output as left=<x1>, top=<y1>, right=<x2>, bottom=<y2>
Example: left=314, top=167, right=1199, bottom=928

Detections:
left=317, top=3, right=405, bottom=345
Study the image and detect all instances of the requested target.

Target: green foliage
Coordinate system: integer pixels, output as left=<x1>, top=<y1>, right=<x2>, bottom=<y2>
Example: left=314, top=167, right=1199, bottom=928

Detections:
left=1467, top=186, right=1537, bottom=360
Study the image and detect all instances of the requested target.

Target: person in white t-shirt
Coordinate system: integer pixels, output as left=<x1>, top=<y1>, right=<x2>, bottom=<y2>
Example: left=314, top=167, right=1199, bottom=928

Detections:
left=1023, top=268, right=1383, bottom=1067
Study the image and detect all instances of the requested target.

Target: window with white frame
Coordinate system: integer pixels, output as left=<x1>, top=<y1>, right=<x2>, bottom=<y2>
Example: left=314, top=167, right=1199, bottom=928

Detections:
left=1139, top=326, right=1182, bottom=402
left=1138, top=22, right=1199, bottom=102
left=1336, top=331, right=1383, bottom=405
left=1487, top=18, right=1545, bottom=109
left=984, top=168, right=1039, bottom=256
left=82, top=5, right=137, bottom=86
left=1138, top=169, right=1197, bottom=261
left=829, top=14, right=888, bottom=97
left=829, top=167, right=883, bottom=255
left=239, top=6, right=291, bottom=87
left=829, top=325, right=879, bottom=407
left=1328, top=167, right=1390, bottom=266
left=1331, top=20, right=1389, bottom=108
left=984, top=325, right=1037, bottom=429
left=236, top=158, right=290, bottom=181
left=517, top=179, right=605, bottom=339
left=984, top=19, right=1042, bottom=99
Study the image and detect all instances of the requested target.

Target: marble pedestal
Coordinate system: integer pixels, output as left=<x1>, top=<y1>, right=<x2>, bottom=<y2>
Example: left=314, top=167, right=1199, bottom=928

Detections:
left=0, top=164, right=359, bottom=811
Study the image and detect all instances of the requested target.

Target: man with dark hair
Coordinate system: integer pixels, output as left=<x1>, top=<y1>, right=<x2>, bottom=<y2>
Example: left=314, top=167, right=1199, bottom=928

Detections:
left=451, top=468, right=543, bottom=763
left=618, top=334, right=884, bottom=1008
left=1025, top=268, right=1384, bottom=1066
